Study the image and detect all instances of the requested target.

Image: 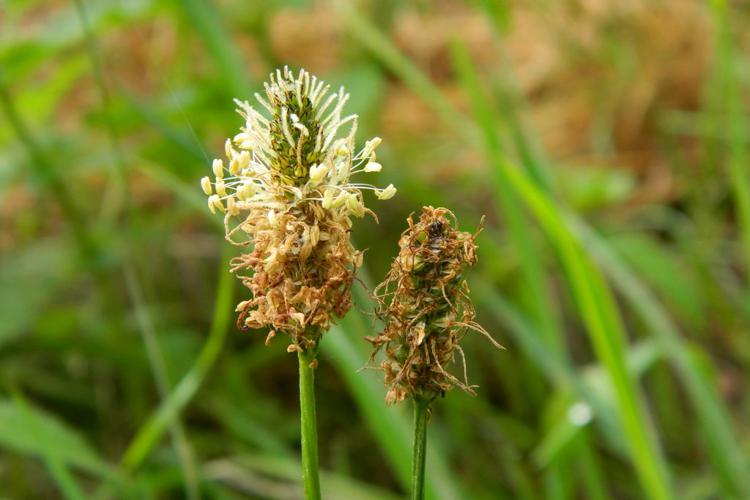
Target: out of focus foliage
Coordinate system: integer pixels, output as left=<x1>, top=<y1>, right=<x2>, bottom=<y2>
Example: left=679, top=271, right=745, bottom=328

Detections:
left=2, top=0, right=750, bottom=498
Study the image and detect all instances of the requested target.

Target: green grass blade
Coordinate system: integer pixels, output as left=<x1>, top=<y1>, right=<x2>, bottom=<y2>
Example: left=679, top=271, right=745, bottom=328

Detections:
left=451, top=39, right=563, bottom=353
left=475, top=283, right=663, bottom=458
left=122, top=245, right=234, bottom=471
left=178, top=0, right=251, bottom=97
left=0, top=398, right=112, bottom=477
left=575, top=431, right=608, bottom=500
left=339, top=11, right=748, bottom=495
left=333, top=0, right=471, bottom=140
left=0, top=68, right=97, bottom=264
left=73, top=0, right=127, bottom=221
left=710, top=0, right=750, bottom=283
left=123, top=264, right=200, bottom=499
left=500, top=163, right=672, bottom=500
left=451, top=40, right=671, bottom=498
left=572, top=220, right=750, bottom=496
left=45, top=457, right=86, bottom=500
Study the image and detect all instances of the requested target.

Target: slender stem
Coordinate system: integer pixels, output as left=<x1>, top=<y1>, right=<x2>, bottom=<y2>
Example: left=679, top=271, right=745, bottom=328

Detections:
left=411, top=397, right=430, bottom=500
left=298, top=348, right=322, bottom=500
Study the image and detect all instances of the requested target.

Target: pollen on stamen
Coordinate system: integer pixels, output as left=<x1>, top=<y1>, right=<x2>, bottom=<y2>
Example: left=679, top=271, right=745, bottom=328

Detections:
left=200, top=67, right=396, bottom=353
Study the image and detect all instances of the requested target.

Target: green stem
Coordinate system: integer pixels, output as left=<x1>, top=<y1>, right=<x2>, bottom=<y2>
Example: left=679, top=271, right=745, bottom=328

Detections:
left=298, top=348, right=321, bottom=500
left=411, top=397, right=430, bottom=500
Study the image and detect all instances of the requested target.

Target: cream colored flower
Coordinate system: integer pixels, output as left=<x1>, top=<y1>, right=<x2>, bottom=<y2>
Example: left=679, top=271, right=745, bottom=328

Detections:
left=200, top=66, right=394, bottom=246
left=201, top=67, right=396, bottom=352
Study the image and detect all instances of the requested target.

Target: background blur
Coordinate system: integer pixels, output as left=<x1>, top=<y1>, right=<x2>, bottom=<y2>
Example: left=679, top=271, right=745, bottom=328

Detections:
left=2, top=0, right=750, bottom=498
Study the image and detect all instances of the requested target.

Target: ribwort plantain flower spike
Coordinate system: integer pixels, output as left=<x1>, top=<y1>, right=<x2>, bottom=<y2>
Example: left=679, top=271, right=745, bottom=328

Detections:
left=369, top=206, right=502, bottom=405
left=202, top=66, right=395, bottom=353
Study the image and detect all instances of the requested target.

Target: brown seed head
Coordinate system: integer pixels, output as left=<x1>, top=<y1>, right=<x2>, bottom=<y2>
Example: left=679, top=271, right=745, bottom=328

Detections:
left=369, top=206, right=501, bottom=404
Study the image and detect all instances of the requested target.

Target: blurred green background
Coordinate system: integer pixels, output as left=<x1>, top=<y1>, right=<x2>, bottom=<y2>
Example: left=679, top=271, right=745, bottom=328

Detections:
left=2, top=0, right=750, bottom=498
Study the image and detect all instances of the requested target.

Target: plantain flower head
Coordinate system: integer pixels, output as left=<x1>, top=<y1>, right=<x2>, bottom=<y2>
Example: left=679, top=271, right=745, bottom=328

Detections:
left=368, top=207, right=501, bottom=404
left=202, top=67, right=395, bottom=353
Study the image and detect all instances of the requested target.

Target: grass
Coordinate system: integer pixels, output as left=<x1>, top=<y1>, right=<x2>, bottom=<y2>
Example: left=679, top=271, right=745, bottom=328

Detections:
left=344, top=10, right=747, bottom=497
left=1, top=1, right=750, bottom=498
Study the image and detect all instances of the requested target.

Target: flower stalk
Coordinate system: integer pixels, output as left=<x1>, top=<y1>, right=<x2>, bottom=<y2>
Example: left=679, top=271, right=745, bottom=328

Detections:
left=411, top=396, right=430, bottom=500
left=298, top=347, right=321, bottom=500
left=368, top=206, right=501, bottom=498
left=202, top=66, right=395, bottom=499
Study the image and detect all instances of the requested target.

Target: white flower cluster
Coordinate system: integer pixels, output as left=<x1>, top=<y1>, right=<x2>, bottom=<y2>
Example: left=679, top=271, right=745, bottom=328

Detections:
left=201, top=66, right=395, bottom=244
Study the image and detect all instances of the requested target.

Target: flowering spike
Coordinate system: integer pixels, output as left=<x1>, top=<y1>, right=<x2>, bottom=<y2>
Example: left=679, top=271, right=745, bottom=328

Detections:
left=200, top=67, right=395, bottom=353
left=368, top=207, right=501, bottom=404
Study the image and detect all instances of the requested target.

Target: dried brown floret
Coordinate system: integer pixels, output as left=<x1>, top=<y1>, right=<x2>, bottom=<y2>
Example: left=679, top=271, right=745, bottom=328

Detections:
left=203, top=67, right=395, bottom=354
left=369, top=206, right=501, bottom=404
left=231, top=201, right=360, bottom=351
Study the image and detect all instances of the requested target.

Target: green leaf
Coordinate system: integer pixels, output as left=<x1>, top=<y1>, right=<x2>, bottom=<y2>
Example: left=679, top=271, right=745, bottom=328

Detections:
left=0, top=240, right=75, bottom=347
left=0, top=398, right=110, bottom=476
left=551, top=166, right=636, bottom=212
left=607, top=233, right=706, bottom=330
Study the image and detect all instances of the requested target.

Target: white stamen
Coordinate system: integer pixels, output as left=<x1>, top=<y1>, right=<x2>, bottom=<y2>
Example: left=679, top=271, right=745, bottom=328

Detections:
left=253, top=93, right=274, bottom=114
left=309, top=163, right=328, bottom=184
left=375, top=184, right=397, bottom=200
left=201, top=176, right=212, bottom=195
left=213, top=159, right=224, bottom=178
left=280, top=107, right=295, bottom=147
left=316, top=92, right=338, bottom=121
